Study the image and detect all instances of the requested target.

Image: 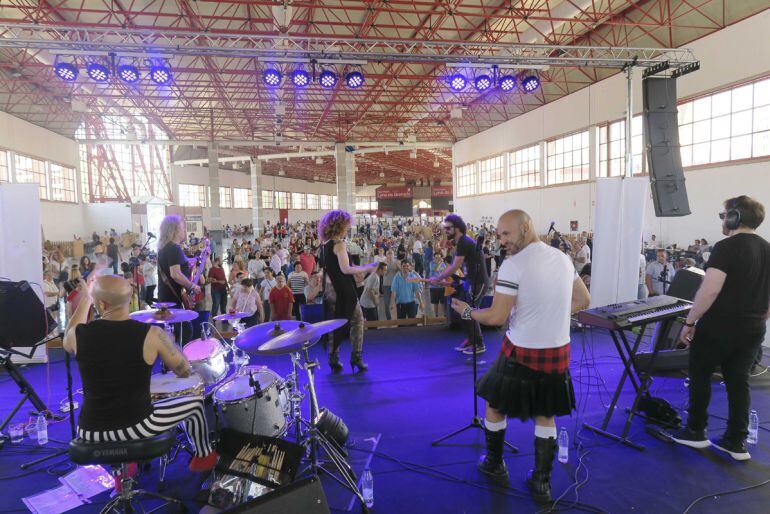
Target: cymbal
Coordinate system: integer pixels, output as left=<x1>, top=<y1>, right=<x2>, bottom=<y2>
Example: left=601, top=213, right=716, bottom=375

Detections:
left=214, top=312, right=251, bottom=321
left=256, top=319, right=348, bottom=356
left=235, top=320, right=304, bottom=355
left=151, top=302, right=177, bottom=309
left=130, top=308, right=199, bottom=324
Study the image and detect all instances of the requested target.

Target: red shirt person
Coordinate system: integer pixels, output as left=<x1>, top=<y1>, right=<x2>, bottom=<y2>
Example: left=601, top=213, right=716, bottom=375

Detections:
left=268, top=274, right=295, bottom=320
left=299, top=247, right=316, bottom=275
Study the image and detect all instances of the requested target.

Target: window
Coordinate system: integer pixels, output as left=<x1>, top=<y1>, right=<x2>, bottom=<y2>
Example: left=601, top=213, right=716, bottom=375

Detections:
left=0, top=150, right=8, bottom=182
left=178, top=183, right=207, bottom=207
left=356, top=196, right=378, bottom=211
left=679, top=77, right=770, bottom=166
left=219, top=187, right=232, bottom=208
left=546, top=130, right=590, bottom=184
left=291, top=192, right=306, bottom=209
left=598, top=116, right=644, bottom=177
left=15, top=154, right=47, bottom=198
left=479, top=155, right=505, bottom=193
left=262, top=189, right=274, bottom=208
left=508, top=144, right=541, bottom=189
left=306, top=193, right=319, bottom=209
left=48, top=163, right=77, bottom=202
left=274, top=191, right=289, bottom=209
left=455, top=163, right=476, bottom=197
left=319, top=194, right=333, bottom=210
left=232, top=188, right=252, bottom=208
left=332, top=196, right=338, bottom=209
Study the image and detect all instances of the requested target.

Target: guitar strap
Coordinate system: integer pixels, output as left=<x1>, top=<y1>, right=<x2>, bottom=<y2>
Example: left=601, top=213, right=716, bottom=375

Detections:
left=157, top=264, right=183, bottom=305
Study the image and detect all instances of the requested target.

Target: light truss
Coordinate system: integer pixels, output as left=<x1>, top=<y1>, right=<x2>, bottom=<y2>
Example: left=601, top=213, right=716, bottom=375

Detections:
left=0, top=22, right=698, bottom=70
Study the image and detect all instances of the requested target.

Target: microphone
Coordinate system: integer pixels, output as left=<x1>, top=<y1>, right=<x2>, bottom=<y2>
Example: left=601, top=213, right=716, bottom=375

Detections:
left=547, top=222, right=555, bottom=235
left=147, top=232, right=156, bottom=239
left=249, top=370, right=262, bottom=397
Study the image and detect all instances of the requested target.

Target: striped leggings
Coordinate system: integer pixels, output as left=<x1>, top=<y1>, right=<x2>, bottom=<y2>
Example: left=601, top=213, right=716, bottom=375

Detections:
left=78, top=396, right=213, bottom=457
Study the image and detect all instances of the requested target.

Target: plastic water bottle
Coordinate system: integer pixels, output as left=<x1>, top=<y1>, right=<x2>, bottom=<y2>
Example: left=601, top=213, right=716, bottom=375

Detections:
left=748, top=410, right=759, bottom=445
left=558, top=427, right=569, bottom=464
left=361, top=468, right=374, bottom=508
left=36, top=414, right=48, bottom=446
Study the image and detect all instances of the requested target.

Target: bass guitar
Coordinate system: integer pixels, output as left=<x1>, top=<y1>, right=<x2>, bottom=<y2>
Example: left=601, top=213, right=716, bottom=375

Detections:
left=181, top=238, right=210, bottom=310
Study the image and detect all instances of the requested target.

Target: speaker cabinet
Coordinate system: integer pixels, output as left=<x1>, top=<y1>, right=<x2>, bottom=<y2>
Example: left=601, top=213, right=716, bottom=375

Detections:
left=643, top=77, right=691, bottom=217
left=223, top=476, right=331, bottom=514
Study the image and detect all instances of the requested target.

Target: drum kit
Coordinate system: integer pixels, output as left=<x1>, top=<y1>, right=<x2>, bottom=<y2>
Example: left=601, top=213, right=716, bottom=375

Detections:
left=129, top=304, right=366, bottom=508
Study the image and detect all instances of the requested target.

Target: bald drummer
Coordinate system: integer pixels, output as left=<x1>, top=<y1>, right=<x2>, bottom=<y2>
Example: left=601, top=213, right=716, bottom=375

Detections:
left=63, top=275, right=218, bottom=473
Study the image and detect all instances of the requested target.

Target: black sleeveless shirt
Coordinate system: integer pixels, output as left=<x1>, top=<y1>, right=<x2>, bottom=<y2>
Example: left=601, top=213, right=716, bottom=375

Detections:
left=323, top=240, right=358, bottom=315
left=75, top=320, right=153, bottom=431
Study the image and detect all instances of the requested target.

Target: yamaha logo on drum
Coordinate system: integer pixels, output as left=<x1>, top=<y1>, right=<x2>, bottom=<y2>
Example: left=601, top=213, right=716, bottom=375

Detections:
left=92, top=448, right=128, bottom=458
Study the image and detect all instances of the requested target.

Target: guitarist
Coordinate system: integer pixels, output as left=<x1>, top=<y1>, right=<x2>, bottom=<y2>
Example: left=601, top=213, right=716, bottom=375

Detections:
left=157, top=214, right=201, bottom=342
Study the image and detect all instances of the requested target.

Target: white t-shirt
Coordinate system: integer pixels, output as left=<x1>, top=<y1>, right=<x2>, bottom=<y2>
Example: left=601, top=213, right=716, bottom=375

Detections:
left=277, top=248, right=290, bottom=266
left=495, top=241, right=576, bottom=349
left=248, top=258, right=266, bottom=280
left=143, top=262, right=157, bottom=286
left=412, top=240, right=423, bottom=255
left=359, top=272, right=381, bottom=309
left=574, top=245, right=591, bottom=273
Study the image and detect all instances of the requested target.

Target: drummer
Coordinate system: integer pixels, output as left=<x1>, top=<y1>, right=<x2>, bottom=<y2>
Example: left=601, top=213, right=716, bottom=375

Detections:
left=63, top=275, right=218, bottom=474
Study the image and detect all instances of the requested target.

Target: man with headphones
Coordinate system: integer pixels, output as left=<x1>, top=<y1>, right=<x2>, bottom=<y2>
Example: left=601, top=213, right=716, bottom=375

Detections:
left=669, top=195, right=770, bottom=461
left=450, top=210, right=590, bottom=503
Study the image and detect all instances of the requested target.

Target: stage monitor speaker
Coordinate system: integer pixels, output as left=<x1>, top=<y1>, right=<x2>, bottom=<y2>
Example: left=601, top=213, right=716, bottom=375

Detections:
left=643, top=76, right=691, bottom=217
left=224, top=476, right=331, bottom=514
left=0, top=280, right=56, bottom=349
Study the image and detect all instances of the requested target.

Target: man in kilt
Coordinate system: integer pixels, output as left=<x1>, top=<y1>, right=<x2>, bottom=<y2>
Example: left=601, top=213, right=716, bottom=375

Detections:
left=451, top=209, right=591, bottom=503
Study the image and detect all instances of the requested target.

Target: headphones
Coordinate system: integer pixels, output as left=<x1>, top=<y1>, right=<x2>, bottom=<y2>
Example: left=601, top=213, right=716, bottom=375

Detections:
left=723, top=208, right=742, bottom=231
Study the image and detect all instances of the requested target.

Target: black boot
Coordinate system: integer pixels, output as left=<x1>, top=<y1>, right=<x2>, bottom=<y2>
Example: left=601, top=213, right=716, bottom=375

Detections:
left=477, top=428, right=508, bottom=481
left=350, top=352, right=368, bottom=373
left=328, top=352, right=343, bottom=373
left=526, top=436, right=557, bottom=503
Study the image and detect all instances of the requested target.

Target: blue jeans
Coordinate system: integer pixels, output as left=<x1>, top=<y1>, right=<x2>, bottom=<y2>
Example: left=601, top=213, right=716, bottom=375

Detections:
left=210, top=289, right=228, bottom=318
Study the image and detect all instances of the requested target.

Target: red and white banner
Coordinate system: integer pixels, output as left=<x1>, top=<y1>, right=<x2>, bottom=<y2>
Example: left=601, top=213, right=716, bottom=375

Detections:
left=431, top=185, right=453, bottom=198
left=376, top=186, right=413, bottom=200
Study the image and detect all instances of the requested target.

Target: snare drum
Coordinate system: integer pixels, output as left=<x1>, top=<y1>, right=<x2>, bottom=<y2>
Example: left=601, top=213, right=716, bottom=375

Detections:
left=150, top=373, right=204, bottom=403
left=182, top=338, right=229, bottom=386
left=212, top=367, right=288, bottom=437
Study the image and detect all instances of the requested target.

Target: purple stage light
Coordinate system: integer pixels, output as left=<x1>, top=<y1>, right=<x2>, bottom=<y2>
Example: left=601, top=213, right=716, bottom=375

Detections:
left=117, top=64, right=140, bottom=84
left=262, top=68, right=282, bottom=88
left=521, top=75, right=540, bottom=93
left=448, top=73, right=467, bottom=92
left=55, top=62, right=78, bottom=82
left=499, top=75, right=516, bottom=92
left=474, top=74, right=492, bottom=92
left=292, top=69, right=310, bottom=87
left=86, top=63, right=109, bottom=83
left=320, top=70, right=338, bottom=89
left=150, top=65, right=172, bottom=85
left=345, top=71, right=365, bottom=89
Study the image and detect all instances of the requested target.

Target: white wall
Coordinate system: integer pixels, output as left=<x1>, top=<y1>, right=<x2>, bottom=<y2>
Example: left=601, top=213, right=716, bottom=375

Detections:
left=453, top=10, right=770, bottom=246
left=0, top=111, right=79, bottom=167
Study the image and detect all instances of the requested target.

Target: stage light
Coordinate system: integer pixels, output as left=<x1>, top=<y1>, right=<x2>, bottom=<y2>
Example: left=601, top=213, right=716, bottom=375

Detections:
left=319, top=70, right=338, bottom=89
left=86, top=63, right=109, bottom=83
left=474, top=74, right=492, bottom=92
left=262, top=68, right=282, bottom=88
left=55, top=62, right=78, bottom=82
left=292, top=69, right=310, bottom=87
left=315, top=408, right=349, bottom=450
left=345, top=71, right=365, bottom=89
left=499, top=75, right=516, bottom=92
left=521, top=75, right=541, bottom=93
left=448, top=73, right=468, bottom=92
left=117, top=64, right=140, bottom=84
left=150, top=65, right=172, bottom=85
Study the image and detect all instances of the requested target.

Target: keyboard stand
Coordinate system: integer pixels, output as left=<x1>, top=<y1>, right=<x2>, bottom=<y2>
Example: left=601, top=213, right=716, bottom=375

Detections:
left=583, top=323, right=658, bottom=451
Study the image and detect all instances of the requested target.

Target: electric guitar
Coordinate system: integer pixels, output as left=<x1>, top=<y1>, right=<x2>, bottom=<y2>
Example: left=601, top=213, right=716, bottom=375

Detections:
left=181, top=238, right=210, bottom=310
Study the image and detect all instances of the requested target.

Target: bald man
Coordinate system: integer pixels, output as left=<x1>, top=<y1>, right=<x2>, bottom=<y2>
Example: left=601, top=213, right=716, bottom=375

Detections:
left=451, top=210, right=590, bottom=503
left=63, top=275, right=217, bottom=473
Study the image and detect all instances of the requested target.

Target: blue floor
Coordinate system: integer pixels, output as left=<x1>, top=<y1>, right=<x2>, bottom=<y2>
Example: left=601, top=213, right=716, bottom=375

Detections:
left=2, top=325, right=770, bottom=513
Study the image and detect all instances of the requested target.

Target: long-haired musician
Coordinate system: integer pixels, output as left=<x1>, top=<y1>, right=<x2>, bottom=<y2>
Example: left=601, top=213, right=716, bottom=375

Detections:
left=157, top=214, right=201, bottom=307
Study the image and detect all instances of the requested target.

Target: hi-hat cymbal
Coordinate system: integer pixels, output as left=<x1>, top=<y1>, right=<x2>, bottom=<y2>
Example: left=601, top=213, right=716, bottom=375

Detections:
left=213, top=312, right=251, bottom=322
left=235, top=320, right=304, bottom=355
left=151, top=302, right=177, bottom=309
left=255, top=319, right=348, bottom=356
left=130, top=308, right=199, bottom=324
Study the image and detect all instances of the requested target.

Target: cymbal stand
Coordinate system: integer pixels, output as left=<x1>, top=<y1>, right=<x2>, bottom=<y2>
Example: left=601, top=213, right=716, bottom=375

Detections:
left=297, top=345, right=368, bottom=512
left=203, top=321, right=250, bottom=373
left=283, top=351, right=307, bottom=445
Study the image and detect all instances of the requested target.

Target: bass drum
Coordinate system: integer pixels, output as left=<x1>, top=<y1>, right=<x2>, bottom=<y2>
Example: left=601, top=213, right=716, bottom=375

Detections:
left=212, top=366, right=287, bottom=437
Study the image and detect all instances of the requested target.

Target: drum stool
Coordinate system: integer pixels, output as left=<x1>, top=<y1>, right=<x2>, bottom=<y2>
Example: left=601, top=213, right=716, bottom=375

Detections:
left=68, top=431, right=185, bottom=513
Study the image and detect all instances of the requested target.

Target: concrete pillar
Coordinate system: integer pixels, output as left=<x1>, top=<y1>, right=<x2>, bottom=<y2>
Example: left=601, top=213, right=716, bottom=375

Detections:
left=207, top=143, right=223, bottom=246
left=250, top=157, right=264, bottom=236
left=335, top=143, right=356, bottom=214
